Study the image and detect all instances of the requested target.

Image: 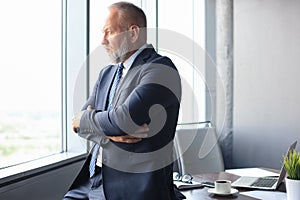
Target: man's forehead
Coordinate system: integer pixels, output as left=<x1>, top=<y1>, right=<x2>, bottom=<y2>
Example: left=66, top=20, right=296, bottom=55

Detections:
left=102, top=9, right=120, bottom=30
left=102, top=23, right=119, bottom=32
left=102, top=23, right=111, bottom=31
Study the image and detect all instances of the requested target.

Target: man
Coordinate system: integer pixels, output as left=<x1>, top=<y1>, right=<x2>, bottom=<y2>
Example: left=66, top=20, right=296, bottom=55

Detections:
left=64, top=2, right=182, bottom=200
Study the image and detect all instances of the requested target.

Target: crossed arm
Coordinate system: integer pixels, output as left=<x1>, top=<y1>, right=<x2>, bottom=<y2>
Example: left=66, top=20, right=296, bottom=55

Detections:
left=72, top=105, right=149, bottom=144
left=72, top=58, right=181, bottom=144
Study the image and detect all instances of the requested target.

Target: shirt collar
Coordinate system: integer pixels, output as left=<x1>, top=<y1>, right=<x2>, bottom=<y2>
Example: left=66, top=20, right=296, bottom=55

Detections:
left=121, top=43, right=148, bottom=74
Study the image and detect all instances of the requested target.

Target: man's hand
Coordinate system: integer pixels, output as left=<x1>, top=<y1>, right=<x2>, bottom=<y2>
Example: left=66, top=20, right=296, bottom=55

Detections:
left=72, top=105, right=93, bottom=133
left=107, top=124, right=149, bottom=143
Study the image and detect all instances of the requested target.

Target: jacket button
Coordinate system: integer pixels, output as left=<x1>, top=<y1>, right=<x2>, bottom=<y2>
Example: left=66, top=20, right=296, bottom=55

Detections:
left=101, top=138, right=109, bottom=144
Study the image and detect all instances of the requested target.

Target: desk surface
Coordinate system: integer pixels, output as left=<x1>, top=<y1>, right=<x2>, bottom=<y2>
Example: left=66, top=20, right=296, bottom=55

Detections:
left=180, top=171, right=285, bottom=200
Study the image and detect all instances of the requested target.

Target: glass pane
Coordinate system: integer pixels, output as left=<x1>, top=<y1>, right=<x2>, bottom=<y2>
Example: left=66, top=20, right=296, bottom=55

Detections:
left=0, top=0, right=62, bottom=168
left=158, top=0, right=206, bottom=123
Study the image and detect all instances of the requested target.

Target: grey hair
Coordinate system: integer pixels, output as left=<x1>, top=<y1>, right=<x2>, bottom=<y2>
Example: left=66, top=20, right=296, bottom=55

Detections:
left=109, top=1, right=147, bottom=29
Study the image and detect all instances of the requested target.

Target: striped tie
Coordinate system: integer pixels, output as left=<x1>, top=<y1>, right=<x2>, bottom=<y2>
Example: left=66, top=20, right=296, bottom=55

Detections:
left=89, top=63, right=124, bottom=177
left=107, top=63, right=124, bottom=111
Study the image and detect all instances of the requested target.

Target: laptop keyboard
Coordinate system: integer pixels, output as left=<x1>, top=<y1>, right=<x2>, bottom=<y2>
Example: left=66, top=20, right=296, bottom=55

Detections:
left=250, top=177, right=277, bottom=187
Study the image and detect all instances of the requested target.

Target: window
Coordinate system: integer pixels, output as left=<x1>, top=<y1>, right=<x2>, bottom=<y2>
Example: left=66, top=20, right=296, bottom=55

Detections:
left=157, top=0, right=206, bottom=123
left=0, top=0, right=62, bottom=169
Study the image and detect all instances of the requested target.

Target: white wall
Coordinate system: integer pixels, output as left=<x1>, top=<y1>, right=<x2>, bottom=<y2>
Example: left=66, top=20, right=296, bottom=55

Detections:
left=233, top=0, right=300, bottom=169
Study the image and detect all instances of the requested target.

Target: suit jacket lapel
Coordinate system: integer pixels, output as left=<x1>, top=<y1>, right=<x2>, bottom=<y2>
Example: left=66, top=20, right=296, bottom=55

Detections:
left=130, top=44, right=156, bottom=70
left=96, top=64, right=118, bottom=111
left=112, top=44, right=157, bottom=108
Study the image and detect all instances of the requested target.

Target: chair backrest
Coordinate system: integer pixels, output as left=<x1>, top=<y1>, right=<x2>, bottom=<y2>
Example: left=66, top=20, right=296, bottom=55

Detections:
left=173, top=123, right=224, bottom=175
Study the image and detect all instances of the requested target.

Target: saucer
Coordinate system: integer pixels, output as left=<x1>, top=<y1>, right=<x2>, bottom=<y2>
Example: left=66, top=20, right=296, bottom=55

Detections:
left=208, top=188, right=239, bottom=196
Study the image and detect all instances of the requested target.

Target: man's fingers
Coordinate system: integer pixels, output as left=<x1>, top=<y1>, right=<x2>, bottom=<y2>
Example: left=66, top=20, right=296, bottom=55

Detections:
left=107, top=136, right=142, bottom=143
left=72, top=120, right=79, bottom=133
left=123, top=138, right=142, bottom=143
left=87, top=105, right=94, bottom=110
left=106, top=123, right=149, bottom=143
left=72, top=126, right=78, bottom=133
left=72, top=111, right=85, bottom=133
left=128, top=133, right=148, bottom=138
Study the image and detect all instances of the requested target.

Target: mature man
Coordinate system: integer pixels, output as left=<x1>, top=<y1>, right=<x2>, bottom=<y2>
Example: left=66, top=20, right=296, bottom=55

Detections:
left=64, top=2, right=183, bottom=200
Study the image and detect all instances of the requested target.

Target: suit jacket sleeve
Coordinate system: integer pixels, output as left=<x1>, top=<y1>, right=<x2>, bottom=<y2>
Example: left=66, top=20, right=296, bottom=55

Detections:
left=81, top=76, right=100, bottom=111
left=78, top=56, right=181, bottom=142
left=77, top=72, right=106, bottom=144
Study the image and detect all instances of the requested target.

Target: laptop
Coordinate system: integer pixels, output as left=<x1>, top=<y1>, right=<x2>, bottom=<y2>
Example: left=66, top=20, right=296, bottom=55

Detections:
left=231, top=141, right=297, bottom=190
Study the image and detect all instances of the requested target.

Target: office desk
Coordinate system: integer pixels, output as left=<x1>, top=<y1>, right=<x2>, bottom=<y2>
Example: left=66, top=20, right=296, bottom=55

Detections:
left=180, top=171, right=285, bottom=200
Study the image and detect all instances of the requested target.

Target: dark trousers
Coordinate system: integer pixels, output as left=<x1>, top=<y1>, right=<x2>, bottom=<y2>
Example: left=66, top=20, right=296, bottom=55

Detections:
left=63, top=166, right=106, bottom=200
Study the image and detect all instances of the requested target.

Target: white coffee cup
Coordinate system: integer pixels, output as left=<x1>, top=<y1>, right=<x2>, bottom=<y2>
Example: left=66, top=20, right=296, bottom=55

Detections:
left=214, top=180, right=231, bottom=194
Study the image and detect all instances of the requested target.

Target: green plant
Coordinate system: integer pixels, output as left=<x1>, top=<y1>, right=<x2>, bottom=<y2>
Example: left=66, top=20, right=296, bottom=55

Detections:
left=284, top=150, right=300, bottom=180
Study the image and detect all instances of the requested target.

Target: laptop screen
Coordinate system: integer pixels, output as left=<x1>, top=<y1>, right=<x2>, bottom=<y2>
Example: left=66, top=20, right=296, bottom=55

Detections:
left=275, top=141, right=297, bottom=188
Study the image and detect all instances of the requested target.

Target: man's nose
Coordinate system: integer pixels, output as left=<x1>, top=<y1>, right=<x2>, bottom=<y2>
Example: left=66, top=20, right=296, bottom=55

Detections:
left=101, top=36, right=108, bottom=45
left=101, top=33, right=108, bottom=45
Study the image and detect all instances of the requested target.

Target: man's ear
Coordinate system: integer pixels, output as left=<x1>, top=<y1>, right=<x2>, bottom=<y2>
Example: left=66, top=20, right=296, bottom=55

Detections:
left=129, top=25, right=140, bottom=43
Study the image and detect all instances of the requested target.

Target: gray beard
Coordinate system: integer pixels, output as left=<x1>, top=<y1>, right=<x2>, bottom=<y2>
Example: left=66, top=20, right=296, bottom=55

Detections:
left=109, top=39, right=130, bottom=64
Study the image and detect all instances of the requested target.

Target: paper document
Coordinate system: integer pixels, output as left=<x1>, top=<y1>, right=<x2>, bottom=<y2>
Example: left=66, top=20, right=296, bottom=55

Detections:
left=173, top=180, right=203, bottom=190
left=241, top=190, right=286, bottom=200
left=225, top=168, right=279, bottom=177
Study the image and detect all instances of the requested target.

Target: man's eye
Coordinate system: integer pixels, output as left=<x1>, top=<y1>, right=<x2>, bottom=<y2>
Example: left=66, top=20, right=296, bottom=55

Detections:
left=106, top=30, right=113, bottom=35
left=102, top=29, right=110, bottom=35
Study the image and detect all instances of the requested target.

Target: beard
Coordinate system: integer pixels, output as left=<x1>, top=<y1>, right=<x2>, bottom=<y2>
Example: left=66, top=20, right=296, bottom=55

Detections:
left=109, top=37, right=131, bottom=64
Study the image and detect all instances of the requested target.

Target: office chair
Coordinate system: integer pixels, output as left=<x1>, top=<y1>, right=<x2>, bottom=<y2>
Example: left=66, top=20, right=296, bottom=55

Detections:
left=173, top=122, right=224, bottom=175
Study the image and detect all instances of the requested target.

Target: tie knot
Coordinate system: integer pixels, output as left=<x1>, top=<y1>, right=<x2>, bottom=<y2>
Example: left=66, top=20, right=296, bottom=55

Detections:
left=116, top=63, right=124, bottom=78
left=118, top=63, right=124, bottom=71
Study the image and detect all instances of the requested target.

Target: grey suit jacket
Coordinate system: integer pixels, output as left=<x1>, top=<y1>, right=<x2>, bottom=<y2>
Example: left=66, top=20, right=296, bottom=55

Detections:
left=74, top=44, right=182, bottom=200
